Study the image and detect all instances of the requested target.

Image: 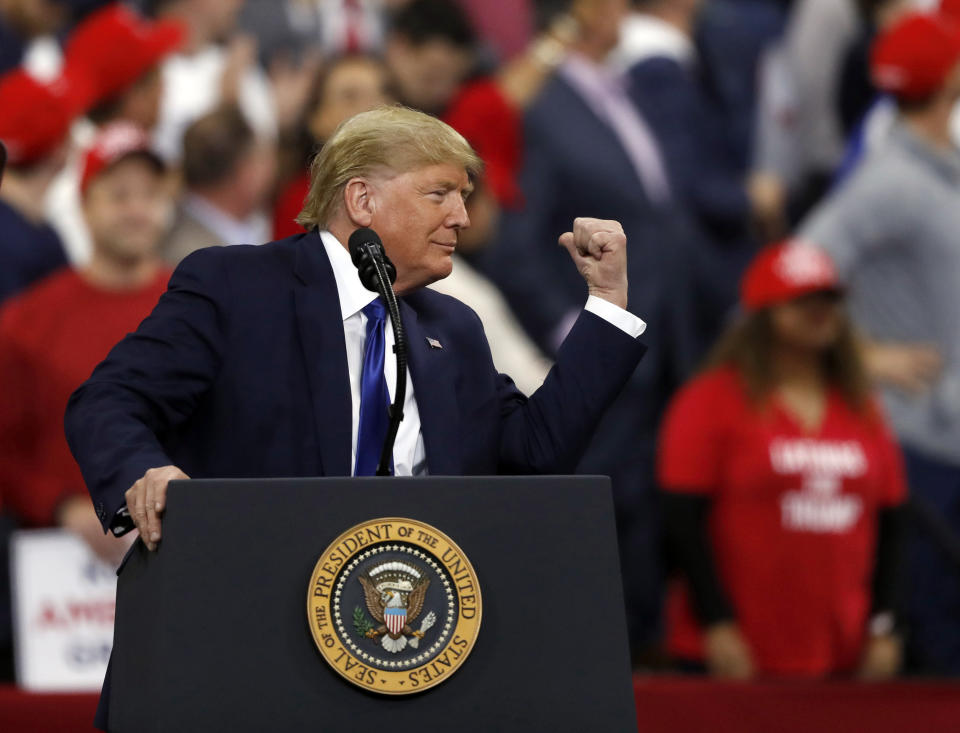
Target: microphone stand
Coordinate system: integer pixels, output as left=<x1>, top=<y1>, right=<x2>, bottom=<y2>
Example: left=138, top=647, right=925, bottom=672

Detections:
left=361, top=245, right=407, bottom=477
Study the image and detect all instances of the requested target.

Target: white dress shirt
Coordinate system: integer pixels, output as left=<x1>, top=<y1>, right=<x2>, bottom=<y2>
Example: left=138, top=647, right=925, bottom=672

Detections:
left=317, top=0, right=385, bottom=55
left=319, top=230, right=646, bottom=477
left=613, top=13, right=697, bottom=72
left=321, top=231, right=427, bottom=476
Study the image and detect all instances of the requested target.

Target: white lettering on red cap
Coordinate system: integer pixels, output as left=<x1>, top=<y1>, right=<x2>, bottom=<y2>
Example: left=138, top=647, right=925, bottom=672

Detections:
left=93, top=122, right=149, bottom=161
left=774, top=241, right=836, bottom=288
left=873, top=64, right=910, bottom=91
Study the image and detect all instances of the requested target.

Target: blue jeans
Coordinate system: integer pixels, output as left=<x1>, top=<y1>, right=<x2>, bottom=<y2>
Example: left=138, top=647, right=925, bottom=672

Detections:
left=903, top=446, right=960, bottom=676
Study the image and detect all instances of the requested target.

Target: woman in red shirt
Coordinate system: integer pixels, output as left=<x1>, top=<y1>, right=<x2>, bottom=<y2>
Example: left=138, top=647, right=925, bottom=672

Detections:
left=658, top=240, right=906, bottom=680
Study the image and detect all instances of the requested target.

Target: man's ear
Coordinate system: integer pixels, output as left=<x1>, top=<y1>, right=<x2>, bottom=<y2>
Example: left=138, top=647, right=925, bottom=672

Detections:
left=342, top=177, right=375, bottom=228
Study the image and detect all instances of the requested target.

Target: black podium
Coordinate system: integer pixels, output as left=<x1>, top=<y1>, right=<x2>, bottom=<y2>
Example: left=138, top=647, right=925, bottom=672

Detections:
left=109, top=476, right=638, bottom=732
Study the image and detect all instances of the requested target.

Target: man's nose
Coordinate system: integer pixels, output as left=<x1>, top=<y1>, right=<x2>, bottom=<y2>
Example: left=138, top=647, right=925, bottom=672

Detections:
left=447, top=196, right=470, bottom=229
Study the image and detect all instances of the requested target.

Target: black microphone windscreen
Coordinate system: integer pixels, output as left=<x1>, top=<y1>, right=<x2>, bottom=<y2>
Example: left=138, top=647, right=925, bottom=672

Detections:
left=348, top=228, right=382, bottom=268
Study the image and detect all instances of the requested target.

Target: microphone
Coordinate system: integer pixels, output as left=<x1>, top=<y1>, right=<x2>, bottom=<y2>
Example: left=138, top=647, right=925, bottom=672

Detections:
left=347, top=228, right=407, bottom=477
left=348, top=228, right=396, bottom=293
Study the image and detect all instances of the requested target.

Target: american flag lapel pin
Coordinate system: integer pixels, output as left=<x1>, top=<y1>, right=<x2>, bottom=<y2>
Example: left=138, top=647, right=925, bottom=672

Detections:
left=426, top=337, right=443, bottom=350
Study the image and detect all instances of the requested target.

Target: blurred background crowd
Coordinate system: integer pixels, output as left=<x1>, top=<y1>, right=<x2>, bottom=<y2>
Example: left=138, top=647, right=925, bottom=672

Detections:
left=1, top=0, right=959, bottom=687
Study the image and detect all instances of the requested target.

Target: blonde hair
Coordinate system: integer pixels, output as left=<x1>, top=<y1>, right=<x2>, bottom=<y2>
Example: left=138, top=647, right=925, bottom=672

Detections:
left=296, top=105, right=483, bottom=230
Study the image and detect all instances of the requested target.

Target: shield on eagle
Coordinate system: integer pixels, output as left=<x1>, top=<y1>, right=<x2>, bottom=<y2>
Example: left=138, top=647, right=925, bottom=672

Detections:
left=385, top=607, right=406, bottom=636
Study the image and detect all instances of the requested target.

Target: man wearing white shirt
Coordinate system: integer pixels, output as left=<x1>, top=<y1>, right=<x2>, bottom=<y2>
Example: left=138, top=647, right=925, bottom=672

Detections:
left=319, top=229, right=428, bottom=476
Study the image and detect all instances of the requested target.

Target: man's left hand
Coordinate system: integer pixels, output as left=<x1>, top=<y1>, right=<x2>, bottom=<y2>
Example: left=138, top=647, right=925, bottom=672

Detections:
left=858, top=634, right=902, bottom=680
left=559, top=218, right=628, bottom=310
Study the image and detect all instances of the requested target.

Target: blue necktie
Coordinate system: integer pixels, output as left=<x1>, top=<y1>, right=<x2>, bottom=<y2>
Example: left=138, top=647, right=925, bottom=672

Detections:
left=355, top=299, right=391, bottom=476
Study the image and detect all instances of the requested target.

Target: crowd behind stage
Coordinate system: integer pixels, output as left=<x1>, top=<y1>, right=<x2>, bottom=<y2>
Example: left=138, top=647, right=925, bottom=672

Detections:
left=1, top=0, right=960, bottom=685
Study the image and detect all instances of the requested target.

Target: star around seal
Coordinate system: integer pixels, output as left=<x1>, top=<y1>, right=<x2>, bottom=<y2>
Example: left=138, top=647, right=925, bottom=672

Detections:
left=307, top=517, right=482, bottom=694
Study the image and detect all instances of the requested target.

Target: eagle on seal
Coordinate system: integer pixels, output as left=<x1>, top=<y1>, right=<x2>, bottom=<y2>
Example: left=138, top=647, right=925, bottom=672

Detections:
left=358, top=569, right=431, bottom=654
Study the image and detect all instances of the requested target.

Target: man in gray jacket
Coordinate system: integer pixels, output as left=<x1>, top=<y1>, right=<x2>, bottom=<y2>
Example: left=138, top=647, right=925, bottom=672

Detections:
left=801, top=11, right=960, bottom=675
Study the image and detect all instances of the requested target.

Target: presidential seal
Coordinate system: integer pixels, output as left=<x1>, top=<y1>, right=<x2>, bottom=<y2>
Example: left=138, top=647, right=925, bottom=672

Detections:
left=307, top=517, right=482, bottom=694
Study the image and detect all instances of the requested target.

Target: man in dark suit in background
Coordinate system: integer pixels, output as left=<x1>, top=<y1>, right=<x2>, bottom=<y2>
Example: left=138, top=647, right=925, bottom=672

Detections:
left=483, top=0, right=697, bottom=660
left=620, top=0, right=778, bottom=356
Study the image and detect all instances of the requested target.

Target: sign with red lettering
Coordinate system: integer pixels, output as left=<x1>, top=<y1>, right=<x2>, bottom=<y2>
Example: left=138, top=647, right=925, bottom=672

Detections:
left=11, top=530, right=117, bottom=691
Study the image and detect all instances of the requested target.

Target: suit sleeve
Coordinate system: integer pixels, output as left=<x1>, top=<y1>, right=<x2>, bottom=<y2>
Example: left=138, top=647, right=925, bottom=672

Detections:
left=663, top=492, right=736, bottom=627
left=496, top=308, right=646, bottom=474
left=658, top=373, right=737, bottom=626
left=868, top=402, right=907, bottom=620
left=64, top=248, right=228, bottom=532
left=871, top=505, right=905, bottom=619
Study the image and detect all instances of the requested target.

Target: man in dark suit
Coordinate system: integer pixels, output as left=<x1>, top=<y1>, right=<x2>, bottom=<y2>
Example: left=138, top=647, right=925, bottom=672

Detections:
left=66, top=105, right=646, bottom=569
left=66, top=103, right=647, bottom=731
left=620, top=0, right=768, bottom=354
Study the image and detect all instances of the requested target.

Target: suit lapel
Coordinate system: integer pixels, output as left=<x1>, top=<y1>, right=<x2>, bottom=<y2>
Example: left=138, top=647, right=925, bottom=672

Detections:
left=293, top=232, right=352, bottom=476
left=401, top=298, right=461, bottom=475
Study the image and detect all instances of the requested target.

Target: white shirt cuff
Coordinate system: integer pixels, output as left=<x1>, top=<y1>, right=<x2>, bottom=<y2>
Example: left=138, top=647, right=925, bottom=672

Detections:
left=584, top=295, right=646, bottom=338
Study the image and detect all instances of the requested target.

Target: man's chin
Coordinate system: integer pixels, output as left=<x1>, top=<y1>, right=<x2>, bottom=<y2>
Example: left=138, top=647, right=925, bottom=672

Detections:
left=100, top=238, right=156, bottom=264
left=394, top=260, right=454, bottom=295
left=431, top=257, right=455, bottom=284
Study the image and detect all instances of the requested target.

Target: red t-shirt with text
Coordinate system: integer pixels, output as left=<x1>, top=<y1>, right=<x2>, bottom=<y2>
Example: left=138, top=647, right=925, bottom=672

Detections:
left=657, top=367, right=907, bottom=676
left=0, top=267, right=170, bottom=525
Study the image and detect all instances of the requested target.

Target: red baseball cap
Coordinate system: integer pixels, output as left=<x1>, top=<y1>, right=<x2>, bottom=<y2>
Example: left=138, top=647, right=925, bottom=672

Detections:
left=65, top=4, right=185, bottom=109
left=0, top=69, right=85, bottom=166
left=871, top=11, right=960, bottom=101
left=741, top=241, right=841, bottom=312
left=942, top=0, right=960, bottom=21
left=80, top=121, right=165, bottom=195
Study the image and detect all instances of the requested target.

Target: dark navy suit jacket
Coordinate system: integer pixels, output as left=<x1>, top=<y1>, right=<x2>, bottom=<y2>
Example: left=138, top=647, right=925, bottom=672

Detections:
left=66, top=232, right=645, bottom=729
left=627, top=56, right=751, bottom=240
left=66, top=232, right=646, bottom=532
left=485, top=74, right=702, bottom=399
left=627, top=55, right=757, bottom=353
